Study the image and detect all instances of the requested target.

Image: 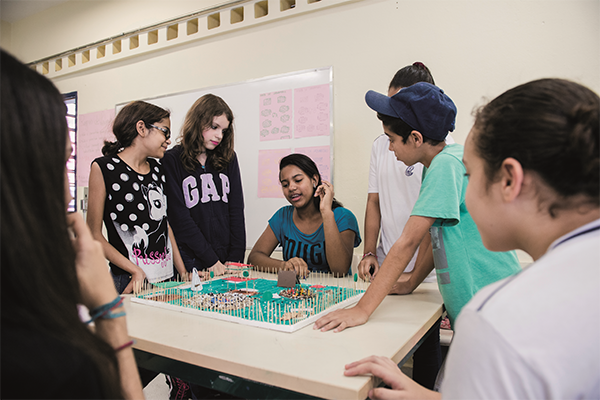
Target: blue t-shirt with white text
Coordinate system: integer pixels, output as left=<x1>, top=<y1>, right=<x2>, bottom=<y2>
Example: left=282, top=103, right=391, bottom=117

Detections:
left=268, top=205, right=361, bottom=273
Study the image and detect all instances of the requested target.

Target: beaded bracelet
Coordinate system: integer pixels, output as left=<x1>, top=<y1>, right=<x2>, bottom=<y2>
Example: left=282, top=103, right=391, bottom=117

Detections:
left=114, top=339, right=135, bottom=352
left=85, top=296, right=125, bottom=324
left=362, top=252, right=376, bottom=260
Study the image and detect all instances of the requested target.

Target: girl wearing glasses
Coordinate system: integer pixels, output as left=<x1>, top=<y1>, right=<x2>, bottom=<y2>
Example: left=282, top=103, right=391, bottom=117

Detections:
left=87, top=101, right=187, bottom=294
left=162, top=94, right=246, bottom=278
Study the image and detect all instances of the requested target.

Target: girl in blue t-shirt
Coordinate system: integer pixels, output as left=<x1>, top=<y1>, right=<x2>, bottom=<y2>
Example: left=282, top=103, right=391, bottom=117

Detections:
left=248, top=153, right=361, bottom=276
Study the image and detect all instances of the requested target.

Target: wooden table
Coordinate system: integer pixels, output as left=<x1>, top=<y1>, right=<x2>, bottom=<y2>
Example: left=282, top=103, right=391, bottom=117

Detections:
left=125, top=280, right=443, bottom=399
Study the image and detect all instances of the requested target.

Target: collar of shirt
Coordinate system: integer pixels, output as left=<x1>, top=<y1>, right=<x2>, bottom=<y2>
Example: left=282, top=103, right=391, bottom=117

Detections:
left=549, top=218, right=600, bottom=251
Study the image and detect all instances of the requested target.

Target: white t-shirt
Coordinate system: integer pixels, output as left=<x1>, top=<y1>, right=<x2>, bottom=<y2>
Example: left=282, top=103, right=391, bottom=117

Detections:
left=368, top=134, right=423, bottom=273
left=441, top=219, right=600, bottom=399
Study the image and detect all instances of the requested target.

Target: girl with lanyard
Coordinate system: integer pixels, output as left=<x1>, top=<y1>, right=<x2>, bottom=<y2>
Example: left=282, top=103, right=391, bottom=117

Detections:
left=344, top=78, right=599, bottom=399
left=248, top=153, right=361, bottom=277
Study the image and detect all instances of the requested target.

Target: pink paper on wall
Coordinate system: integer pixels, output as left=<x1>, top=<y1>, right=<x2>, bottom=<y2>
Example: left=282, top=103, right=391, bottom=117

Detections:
left=294, top=84, right=330, bottom=138
left=295, top=146, right=331, bottom=182
left=258, top=148, right=291, bottom=198
left=77, top=109, right=115, bottom=186
left=259, top=90, right=293, bottom=141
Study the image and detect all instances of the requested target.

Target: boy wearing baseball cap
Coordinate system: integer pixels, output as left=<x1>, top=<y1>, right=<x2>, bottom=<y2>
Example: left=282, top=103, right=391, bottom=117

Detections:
left=314, top=82, right=520, bottom=332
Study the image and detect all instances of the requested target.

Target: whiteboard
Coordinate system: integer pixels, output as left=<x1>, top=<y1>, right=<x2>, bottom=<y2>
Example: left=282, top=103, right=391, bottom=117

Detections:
left=119, top=67, right=333, bottom=249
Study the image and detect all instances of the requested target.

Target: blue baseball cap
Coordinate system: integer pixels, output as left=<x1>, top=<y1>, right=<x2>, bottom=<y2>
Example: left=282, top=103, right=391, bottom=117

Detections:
left=365, top=82, right=457, bottom=141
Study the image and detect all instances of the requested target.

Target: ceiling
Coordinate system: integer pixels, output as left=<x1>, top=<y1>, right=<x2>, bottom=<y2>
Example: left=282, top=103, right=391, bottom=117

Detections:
left=0, top=0, right=69, bottom=23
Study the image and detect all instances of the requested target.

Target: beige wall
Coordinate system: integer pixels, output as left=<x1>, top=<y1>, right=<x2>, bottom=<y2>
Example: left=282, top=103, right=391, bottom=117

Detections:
left=6, top=0, right=227, bottom=62
left=0, top=20, right=11, bottom=50
left=3, top=0, right=599, bottom=260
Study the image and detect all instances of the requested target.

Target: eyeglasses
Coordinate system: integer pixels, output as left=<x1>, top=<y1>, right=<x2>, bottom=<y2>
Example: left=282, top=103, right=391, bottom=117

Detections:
left=149, top=124, right=171, bottom=140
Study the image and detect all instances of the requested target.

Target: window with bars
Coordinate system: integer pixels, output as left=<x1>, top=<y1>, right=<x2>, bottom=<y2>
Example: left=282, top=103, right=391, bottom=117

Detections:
left=64, top=92, right=77, bottom=212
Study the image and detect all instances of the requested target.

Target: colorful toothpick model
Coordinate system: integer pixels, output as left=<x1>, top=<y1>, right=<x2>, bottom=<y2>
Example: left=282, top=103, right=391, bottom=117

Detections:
left=131, top=266, right=369, bottom=333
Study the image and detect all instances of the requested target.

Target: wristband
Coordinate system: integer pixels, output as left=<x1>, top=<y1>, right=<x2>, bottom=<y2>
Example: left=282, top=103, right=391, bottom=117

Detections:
left=362, top=252, right=376, bottom=260
left=114, top=339, right=135, bottom=352
left=85, top=296, right=125, bottom=324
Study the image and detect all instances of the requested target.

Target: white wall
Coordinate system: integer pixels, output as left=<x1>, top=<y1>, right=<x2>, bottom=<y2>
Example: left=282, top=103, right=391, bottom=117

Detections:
left=4, top=0, right=599, bottom=259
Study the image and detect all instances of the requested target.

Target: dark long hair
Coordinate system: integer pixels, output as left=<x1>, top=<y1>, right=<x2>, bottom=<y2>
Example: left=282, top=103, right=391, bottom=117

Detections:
left=279, top=153, right=343, bottom=210
left=1, top=49, right=122, bottom=398
left=178, top=94, right=235, bottom=171
left=103, top=101, right=170, bottom=155
left=473, top=78, right=599, bottom=217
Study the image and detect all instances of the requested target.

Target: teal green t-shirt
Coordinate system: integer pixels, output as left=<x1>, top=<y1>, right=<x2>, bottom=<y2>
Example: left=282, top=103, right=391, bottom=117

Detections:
left=411, top=144, right=521, bottom=325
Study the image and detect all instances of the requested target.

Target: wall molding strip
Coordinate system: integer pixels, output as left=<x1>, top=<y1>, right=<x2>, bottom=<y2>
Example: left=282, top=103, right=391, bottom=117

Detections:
left=29, top=0, right=358, bottom=78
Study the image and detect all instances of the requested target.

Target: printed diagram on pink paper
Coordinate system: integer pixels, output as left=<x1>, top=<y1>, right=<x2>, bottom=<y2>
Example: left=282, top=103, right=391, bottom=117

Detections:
left=77, top=109, right=115, bottom=187
left=257, top=82, right=331, bottom=199
left=258, top=149, right=291, bottom=198
left=296, top=146, right=331, bottom=182
left=259, top=90, right=293, bottom=142
left=294, top=84, right=330, bottom=138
